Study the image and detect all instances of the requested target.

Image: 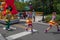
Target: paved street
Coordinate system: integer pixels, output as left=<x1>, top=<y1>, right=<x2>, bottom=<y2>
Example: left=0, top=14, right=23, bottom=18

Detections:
left=15, top=23, right=60, bottom=40
left=0, top=22, right=60, bottom=40
left=0, top=16, right=60, bottom=40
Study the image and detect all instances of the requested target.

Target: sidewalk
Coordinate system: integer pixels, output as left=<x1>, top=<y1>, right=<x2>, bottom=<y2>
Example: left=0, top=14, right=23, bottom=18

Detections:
left=35, top=16, right=46, bottom=22
left=19, top=16, right=50, bottom=26
left=19, top=16, right=46, bottom=22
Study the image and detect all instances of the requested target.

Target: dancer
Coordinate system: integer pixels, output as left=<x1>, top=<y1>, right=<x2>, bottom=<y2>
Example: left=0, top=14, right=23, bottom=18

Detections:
left=44, top=11, right=60, bottom=33
left=5, top=6, right=12, bottom=30
left=26, top=18, right=33, bottom=33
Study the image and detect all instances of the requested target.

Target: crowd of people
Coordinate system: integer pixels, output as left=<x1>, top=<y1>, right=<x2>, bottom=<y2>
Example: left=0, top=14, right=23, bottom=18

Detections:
left=19, top=10, right=36, bottom=22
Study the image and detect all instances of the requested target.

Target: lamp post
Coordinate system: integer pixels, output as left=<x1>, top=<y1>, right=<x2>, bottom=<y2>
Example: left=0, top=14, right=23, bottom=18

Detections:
left=42, top=0, right=45, bottom=21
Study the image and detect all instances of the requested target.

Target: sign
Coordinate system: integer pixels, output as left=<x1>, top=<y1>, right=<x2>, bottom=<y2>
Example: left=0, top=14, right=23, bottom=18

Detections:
left=36, top=12, right=43, bottom=16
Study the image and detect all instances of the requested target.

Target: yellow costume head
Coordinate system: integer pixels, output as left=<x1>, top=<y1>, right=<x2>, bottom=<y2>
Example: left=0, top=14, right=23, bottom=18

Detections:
left=6, top=9, right=10, bottom=14
left=26, top=18, right=32, bottom=24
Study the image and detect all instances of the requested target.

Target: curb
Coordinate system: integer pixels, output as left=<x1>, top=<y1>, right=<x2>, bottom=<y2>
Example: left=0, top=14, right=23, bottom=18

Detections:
left=33, top=22, right=60, bottom=27
left=33, top=22, right=49, bottom=25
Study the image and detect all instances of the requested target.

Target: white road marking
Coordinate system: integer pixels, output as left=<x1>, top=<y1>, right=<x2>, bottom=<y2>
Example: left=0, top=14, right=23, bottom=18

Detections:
left=6, top=29, right=37, bottom=40
left=19, top=19, right=26, bottom=21
left=3, top=27, right=16, bottom=30
left=10, top=27, right=16, bottom=30
left=0, top=34, right=5, bottom=40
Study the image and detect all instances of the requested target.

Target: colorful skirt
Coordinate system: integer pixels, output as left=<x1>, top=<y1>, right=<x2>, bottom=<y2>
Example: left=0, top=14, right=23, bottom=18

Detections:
left=49, top=20, right=56, bottom=25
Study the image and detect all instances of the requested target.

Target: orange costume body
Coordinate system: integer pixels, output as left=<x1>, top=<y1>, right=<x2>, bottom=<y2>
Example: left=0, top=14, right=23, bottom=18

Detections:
left=49, top=20, right=56, bottom=26
left=26, top=19, right=32, bottom=27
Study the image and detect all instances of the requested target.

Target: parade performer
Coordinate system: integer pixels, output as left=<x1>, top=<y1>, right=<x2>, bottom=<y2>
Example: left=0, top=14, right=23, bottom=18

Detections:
left=5, top=6, right=12, bottom=30
left=2, top=0, right=18, bottom=30
left=44, top=12, right=60, bottom=32
left=5, top=15, right=11, bottom=30
left=26, top=18, right=33, bottom=33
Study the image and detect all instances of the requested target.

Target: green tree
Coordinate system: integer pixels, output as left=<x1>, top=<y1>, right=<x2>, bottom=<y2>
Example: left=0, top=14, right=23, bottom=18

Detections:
left=14, top=1, right=28, bottom=11
left=31, top=0, right=42, bottom=11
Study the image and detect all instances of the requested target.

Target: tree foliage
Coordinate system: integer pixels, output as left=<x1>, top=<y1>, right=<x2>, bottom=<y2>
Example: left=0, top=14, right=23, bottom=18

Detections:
left=14, top=0, right=60, bottom=13
left=31, top=0, right=60, bottom=13
left=14, top=1, right=28, bottom=11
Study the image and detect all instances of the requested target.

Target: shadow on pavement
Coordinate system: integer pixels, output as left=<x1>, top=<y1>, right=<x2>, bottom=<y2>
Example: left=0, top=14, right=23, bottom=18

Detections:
left=0, top=26, right=4, bottom=28
left=46, top=32, right=60, bottom=34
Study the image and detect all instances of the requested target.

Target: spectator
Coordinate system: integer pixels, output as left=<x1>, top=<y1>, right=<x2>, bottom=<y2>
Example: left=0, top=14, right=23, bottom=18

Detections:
left=23, top=11, right=26, bottom=19
left=32, top=9, right=36, bottom=22
left=27, top=11, right=32, bottom=19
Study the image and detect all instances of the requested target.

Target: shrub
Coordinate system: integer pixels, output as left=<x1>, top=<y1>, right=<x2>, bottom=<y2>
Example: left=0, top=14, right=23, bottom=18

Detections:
left=45, top=15, right=52, bottom=22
